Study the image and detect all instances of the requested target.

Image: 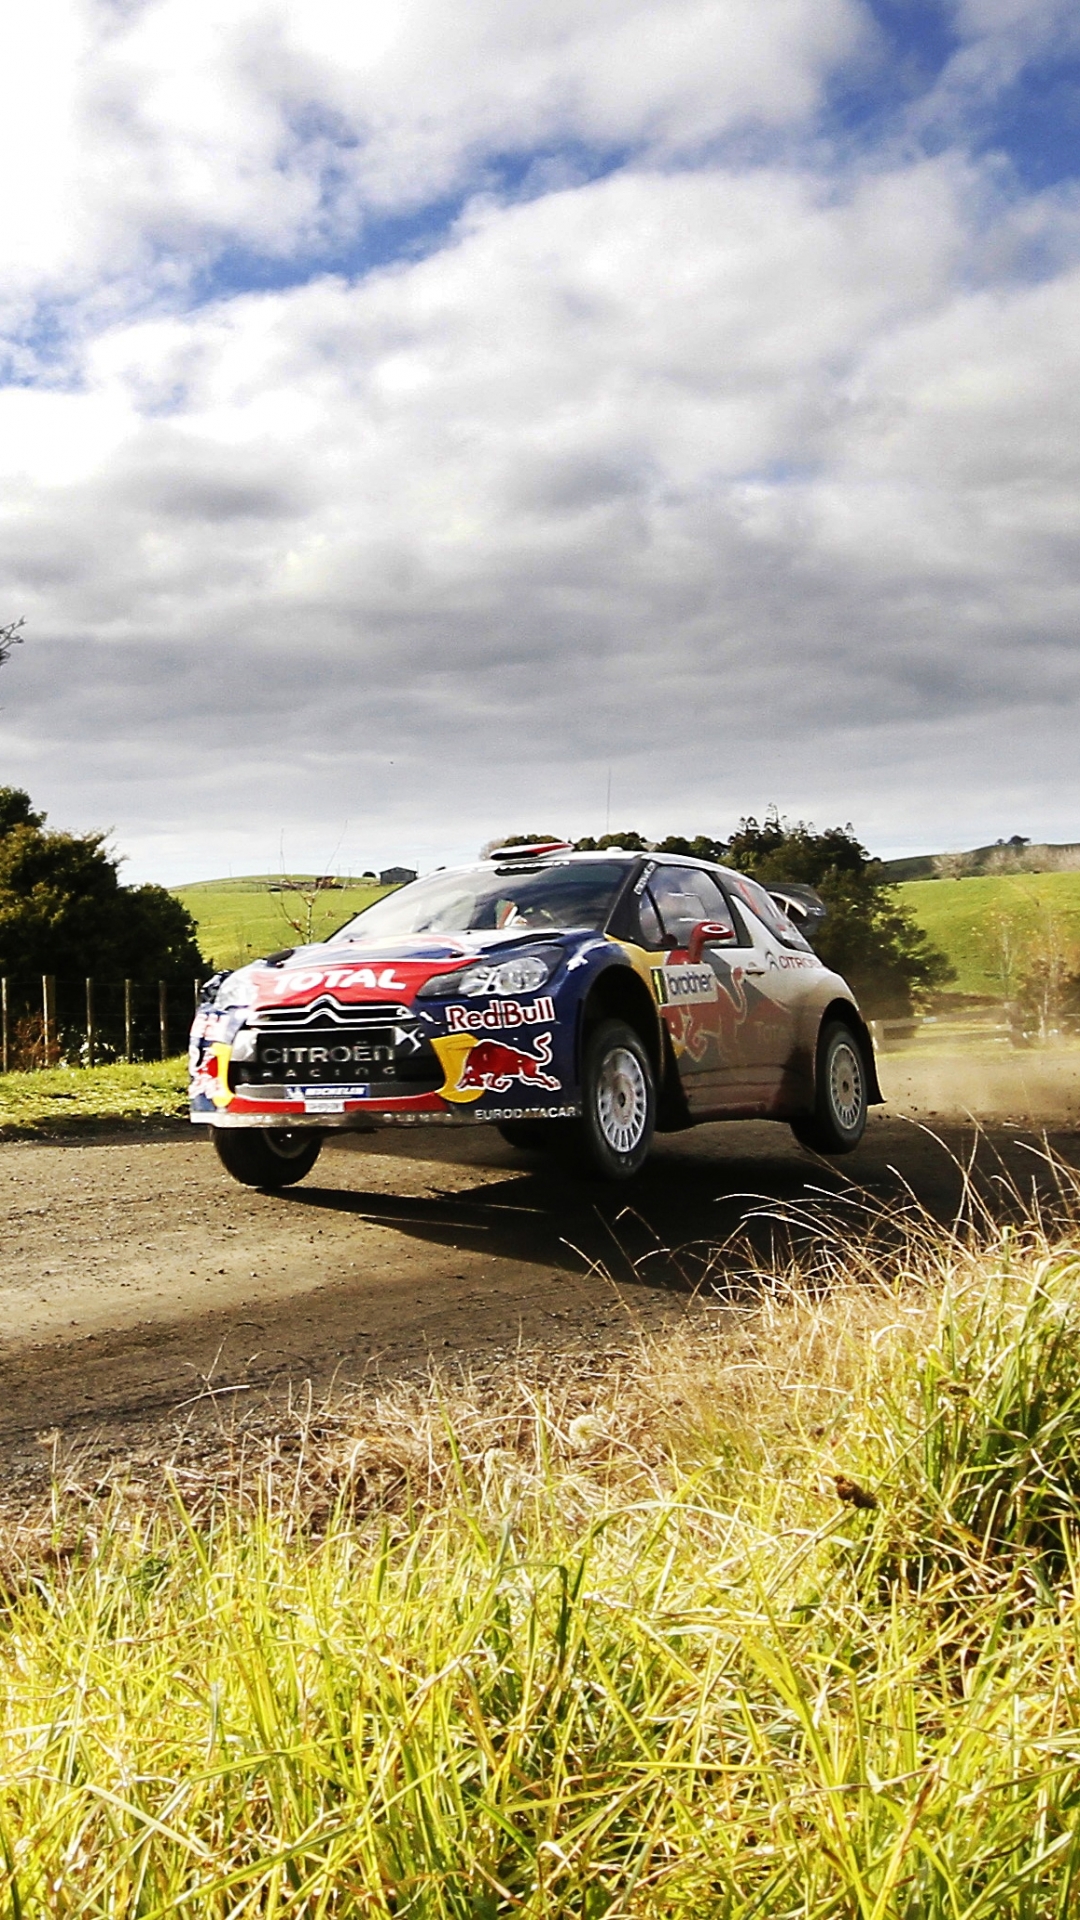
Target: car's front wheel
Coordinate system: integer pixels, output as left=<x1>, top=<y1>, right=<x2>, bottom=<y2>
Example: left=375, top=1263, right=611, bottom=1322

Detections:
left=791, top=1021, right=868, bottom=1154
left=575, top=1018, right=655, bottom=1179
left=213, top=1127, right=323, bottom=1189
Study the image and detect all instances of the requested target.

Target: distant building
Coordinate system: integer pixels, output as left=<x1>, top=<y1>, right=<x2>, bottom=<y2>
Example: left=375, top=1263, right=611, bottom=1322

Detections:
left=379, top=866, right=417, bottom=887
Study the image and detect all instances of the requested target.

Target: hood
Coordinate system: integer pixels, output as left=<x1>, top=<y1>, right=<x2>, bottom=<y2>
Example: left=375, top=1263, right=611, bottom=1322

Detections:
left=213, top=927, right=573, bottom=1010
left=278, top=926, right=567, bottom=967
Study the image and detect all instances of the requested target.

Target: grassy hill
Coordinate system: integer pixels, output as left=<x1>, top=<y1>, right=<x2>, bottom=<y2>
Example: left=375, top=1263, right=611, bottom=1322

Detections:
left=174, top=876, right=391, bottom=971
left=897, top=870, right=1080, bottom=997
left=883, top=840, right=1080, bottom=882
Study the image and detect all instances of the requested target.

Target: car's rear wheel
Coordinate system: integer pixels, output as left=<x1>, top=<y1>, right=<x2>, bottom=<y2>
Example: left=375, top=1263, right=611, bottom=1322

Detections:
left=574, top=1018, right=655, bottom=1180
left=213, top=1127, right=323, bottom=1189
left=791, top=1021, right=868, bottom=1154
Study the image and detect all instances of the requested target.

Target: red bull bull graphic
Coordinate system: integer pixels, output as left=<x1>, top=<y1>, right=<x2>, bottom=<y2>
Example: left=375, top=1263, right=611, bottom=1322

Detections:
left=651, top=958, right=751, bottom=1066
left=461, top=1035, right=560, bottom=1091
left=430, top=1030, right=561, bottom=1101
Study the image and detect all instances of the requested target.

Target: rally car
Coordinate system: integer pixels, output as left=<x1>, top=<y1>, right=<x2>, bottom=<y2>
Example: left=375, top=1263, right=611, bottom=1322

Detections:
left=190, top=843, right=882, bottom=1187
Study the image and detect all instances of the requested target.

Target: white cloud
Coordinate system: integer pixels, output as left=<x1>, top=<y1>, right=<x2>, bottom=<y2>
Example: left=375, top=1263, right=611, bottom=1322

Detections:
left=0, top=145, right=1077, bottom=876
left=0, top=0, right=868, bottom=320
left=0, top=0, right=1078, bottom=878
left=908, top=0, right=1080, bottom=148
left=285, top=0, right=868, bottom=197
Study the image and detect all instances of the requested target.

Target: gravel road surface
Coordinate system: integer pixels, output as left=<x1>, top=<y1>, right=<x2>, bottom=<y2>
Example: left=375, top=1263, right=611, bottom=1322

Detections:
left=1, top=1046, right=1077, bottom=1492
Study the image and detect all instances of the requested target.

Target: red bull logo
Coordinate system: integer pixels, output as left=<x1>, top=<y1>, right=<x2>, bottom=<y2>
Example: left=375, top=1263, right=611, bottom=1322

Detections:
left=458, top=1034, right=560, bottom=1092
left=431, top=1029, right=562, bottom=1102
left=446, top=995, right=555, bottom=1033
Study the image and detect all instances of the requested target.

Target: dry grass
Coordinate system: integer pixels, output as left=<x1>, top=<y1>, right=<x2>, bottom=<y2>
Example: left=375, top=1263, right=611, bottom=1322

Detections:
left=4, top=1175, right=1080, bottom=1913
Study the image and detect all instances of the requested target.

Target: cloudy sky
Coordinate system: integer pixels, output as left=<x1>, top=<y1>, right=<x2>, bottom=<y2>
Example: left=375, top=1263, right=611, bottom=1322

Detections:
left=0, top=0, right=1078, bottom=882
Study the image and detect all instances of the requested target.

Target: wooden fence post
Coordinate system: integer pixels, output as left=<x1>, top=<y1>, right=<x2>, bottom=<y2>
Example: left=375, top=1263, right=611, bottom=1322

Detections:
left=158, top=981, right=168, bottom=1061
left=124, top=979, right=133, bottom=1063
left=85, top=977, right=96, bottom=1068
left=1, top=977, right=7, bottom=1074
left=42, top=974, right=56, bottom=1068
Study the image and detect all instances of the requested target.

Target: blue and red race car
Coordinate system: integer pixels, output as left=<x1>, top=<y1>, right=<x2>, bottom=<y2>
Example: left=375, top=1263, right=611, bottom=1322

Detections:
left=190, top=842, right=882, bottom=1186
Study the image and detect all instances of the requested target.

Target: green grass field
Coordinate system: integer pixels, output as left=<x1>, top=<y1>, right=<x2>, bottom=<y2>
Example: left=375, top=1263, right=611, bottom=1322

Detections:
left=897, top=870, right=1080, bottom=997
left=0, top=1058, right=188, bottom=1134
left=174, top=876, right=391, bottom=971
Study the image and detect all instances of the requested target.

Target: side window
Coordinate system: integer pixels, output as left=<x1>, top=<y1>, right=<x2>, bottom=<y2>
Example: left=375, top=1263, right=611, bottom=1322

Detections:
left=636, top=889, right=664, bottom=948
left=648, top=867, right=737, bottom=949
left=725, top=873, right=812, bottom=952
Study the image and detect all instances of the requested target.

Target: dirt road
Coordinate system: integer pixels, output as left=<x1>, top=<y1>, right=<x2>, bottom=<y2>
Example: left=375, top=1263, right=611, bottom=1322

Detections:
left=1, top=1046, right=1078, bottom=1489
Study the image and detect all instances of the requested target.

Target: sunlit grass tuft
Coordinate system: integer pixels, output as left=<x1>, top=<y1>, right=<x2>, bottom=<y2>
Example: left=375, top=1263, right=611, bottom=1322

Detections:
left=0, top=1057, right=188, bottom=1134
left=5, top=1188, right=1080, bottom=1912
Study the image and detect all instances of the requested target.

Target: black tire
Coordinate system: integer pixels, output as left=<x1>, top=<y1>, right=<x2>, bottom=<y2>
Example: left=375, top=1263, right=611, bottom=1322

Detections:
left=573, top=1018, right=655, bottom=1180
left=213, top=1127, right=323, bottom=1189
left=791, top=1021, right=868, bottom=1155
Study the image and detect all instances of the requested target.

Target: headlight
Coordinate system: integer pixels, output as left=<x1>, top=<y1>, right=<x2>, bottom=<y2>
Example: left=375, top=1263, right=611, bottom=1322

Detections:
left=214, top=972, right=258, bottom=1011
left=418, top=951, right=557, bottom=998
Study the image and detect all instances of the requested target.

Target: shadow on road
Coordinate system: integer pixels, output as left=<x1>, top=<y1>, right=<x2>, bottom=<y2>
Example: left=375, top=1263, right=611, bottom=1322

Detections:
left=1, top=1111, right=1077, bottom=1464
left=280, top=1115, right=1080, bottom=1296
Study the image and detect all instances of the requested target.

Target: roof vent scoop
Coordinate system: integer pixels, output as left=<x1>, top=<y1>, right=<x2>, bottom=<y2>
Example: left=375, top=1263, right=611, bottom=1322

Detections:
left=484, top=840, right=573, bottom=861
left=766, top=884, right=827, bottom=938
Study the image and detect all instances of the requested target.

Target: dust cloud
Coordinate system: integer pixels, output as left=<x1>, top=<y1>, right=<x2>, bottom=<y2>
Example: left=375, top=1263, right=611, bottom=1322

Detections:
left=877, top=1043, right=1080, bottom=1130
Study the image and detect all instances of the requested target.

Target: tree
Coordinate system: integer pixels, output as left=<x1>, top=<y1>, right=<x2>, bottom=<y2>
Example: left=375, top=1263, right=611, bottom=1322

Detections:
left=0, top=787, right=206, bottom=986
left=483, top=833, right=563, bottom=853
left=656, top=833, right=727, bottom=864
left=0, top=617, right=24, bottom=670
left=725, top=811, right=953, bottom=1017
left=1008, top=913, right=1080, bottom=1044
left=988, top=910, right=1024, bottom=1006
left=574, top=831, right=650, bottom=852
left=272, top=875, right=344, bottom=947
left=0, top=788, right=43, bottom=834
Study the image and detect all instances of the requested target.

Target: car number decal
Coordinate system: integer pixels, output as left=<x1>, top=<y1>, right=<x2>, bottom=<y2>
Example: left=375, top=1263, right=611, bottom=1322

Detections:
left=651, top=964, right=719, bottom=1006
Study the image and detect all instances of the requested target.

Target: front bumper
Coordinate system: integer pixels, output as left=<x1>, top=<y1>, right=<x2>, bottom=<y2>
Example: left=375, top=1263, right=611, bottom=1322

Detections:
left=193, top=1097, right=581, bottom=1130
left=191, top=979, right=582, bottom=1129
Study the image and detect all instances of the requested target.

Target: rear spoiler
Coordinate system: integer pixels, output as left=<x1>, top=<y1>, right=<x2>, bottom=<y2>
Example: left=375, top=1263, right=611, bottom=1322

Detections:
left=766, top=883, right=827, bottom=940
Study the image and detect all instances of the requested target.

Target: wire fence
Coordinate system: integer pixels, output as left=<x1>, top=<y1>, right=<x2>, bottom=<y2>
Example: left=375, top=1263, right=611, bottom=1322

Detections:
left=0, top=975, right=208, bottom=1071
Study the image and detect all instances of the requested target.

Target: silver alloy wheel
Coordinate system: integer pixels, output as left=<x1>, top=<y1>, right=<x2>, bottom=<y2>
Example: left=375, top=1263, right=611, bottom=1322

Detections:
left=595, top=1045, right=649, bottom=1156
left=265, top=1129, right=314, bottom=1160
left=828, top=1041, right=863, bottom=1132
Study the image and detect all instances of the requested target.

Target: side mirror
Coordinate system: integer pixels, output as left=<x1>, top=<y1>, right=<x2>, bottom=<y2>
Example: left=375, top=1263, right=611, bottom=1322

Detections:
left=687, top=919, right=736, bottom=964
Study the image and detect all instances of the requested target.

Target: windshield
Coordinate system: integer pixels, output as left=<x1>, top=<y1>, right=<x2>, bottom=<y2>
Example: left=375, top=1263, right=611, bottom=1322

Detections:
left=335, top=860, right=631, bottom=940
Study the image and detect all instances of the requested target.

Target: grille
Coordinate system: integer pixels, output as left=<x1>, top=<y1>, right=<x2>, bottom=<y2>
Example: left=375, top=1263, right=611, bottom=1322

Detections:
left=230, top=1017, right=440, bottom=1092
left=253, top=996, right=413, bottom=1031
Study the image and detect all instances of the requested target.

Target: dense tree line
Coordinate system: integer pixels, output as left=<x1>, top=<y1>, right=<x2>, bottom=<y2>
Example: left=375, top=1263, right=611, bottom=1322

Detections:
left=0, top=787, right=205, bottom=988
left=721, top=814, right=953, bottom=1017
